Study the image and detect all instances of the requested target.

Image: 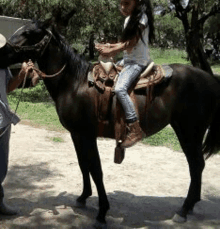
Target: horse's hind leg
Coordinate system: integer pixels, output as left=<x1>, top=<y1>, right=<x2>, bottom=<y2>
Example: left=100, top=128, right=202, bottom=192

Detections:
left=171, top=122, right=205, bottom=222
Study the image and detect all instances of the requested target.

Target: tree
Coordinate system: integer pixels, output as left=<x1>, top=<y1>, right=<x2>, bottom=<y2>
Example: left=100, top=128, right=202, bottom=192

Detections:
left=154, top=14, right=185, bottom=48
left=0, top=0, right=123, bottom=59
left=170, top=0, right=220, bottom=75
left=204, top=14, right=220, bottom=58
left=154, top=0, right=220, bottom=74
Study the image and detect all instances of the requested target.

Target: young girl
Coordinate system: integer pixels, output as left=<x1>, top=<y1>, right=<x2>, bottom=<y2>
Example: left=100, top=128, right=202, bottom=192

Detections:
left=95, top=0, right=155, bottom=148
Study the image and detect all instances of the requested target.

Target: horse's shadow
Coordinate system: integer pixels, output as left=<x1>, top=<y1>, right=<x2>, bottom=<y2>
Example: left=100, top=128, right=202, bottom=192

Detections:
left=1, top=191, right=220, bottom=229
left=2, top=163, right=220, bottom=228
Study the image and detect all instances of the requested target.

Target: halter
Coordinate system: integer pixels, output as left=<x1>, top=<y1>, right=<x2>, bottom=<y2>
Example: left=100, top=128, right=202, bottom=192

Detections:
left=6, top=29, right=66, bottom=78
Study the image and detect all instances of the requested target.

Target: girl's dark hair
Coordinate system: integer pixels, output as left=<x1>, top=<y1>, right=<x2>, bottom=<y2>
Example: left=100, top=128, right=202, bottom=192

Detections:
left=121, top=0, right=155, bottom=45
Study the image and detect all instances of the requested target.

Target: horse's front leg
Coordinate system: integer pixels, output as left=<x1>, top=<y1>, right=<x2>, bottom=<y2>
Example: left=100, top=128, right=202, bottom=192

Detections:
left=88, top=137, right=110, bottom=227
left=71, top=133, right=92, bottom=207
left=71, top=133, right=109, bottom=227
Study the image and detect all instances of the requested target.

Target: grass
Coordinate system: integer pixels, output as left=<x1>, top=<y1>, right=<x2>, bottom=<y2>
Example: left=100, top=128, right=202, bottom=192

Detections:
left=212, top=62, right=220, bottom=75
left=7, top=48, right=220, bottom=151
left=142, top=127, right=181, bottom=151
left=8, top=82, right=65, bottom=131
left=51, top=137, right=65, bottom=143
left=150, top=47, right=189, bottom=65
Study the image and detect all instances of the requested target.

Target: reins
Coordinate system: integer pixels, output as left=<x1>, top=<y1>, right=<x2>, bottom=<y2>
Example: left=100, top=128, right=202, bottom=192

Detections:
left=2, top=28, right=67, bottom=135
left=29, top=62, right=66, bottom=79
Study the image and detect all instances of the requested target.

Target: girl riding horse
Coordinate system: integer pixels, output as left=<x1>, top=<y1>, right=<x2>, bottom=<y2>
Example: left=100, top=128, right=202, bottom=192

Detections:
left=96, top=0, right=155, bottom=148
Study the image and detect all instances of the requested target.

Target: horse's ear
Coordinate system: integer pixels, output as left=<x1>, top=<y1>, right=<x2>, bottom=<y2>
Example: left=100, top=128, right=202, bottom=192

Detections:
left=60, top=8, right=76, bottom=26
left=42, top=18, right=54, bottom=30
left=53, top=8, right=76, bottom=30
left=36, top=18, right=53, bottom=30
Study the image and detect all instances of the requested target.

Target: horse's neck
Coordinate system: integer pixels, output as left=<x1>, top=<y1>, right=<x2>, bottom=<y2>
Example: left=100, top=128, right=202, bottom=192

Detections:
left=38, top=58, right=65, bottom=101
left=38, top=61, right=85, bottom=103
left=38, top=44, right=89, bottom=102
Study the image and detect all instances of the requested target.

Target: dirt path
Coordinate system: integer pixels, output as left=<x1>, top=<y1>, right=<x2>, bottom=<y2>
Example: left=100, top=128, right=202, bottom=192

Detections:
left=0, top=123, right=219, bottom=229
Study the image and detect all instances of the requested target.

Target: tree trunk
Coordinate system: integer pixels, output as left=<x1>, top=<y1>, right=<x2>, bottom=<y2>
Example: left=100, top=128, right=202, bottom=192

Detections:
left=171, top=1, right=215, bottom=76
left=186, top=29, right=213, bottom=75
left=89, top=33, right=94, bottom=60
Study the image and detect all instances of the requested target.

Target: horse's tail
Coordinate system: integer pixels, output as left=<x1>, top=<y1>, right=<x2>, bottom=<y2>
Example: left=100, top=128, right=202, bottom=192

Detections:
left=202, top=103, right=220, bottom=159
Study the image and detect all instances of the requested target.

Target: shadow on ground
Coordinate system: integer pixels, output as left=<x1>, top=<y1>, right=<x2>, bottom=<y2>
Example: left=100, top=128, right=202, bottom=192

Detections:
left=0, top=161, right=219, bottom=228
left=0, top=191, right=219, bottom=228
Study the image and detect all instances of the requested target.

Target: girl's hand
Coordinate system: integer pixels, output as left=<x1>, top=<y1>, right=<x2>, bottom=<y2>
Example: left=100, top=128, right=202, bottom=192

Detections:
left=95, top=43, right=113, bottom=57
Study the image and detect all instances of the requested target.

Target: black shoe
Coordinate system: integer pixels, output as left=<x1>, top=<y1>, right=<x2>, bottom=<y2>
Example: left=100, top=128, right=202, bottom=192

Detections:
left=0, top=201, right=18, bottom=215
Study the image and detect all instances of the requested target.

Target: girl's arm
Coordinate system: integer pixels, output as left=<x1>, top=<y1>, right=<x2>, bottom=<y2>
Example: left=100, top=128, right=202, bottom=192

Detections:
left=95, top=24, right=145, bottom=57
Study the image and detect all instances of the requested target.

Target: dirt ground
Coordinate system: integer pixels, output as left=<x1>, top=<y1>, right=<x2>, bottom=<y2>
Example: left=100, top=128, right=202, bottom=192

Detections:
left=0, top=123, right=219, bottom=229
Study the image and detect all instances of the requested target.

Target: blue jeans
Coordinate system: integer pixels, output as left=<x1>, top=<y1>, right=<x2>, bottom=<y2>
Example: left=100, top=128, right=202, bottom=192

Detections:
left=115, top=63, right=144, bottom=122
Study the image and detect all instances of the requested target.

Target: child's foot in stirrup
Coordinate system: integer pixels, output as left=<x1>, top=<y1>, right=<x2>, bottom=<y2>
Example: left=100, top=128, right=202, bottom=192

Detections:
left=121, top=120, right=143, bottom=148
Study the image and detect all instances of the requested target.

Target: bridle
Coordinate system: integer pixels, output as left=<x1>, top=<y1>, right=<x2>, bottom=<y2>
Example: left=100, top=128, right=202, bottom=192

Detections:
left=6, top=29, right=66, bottom=78
left=5, top=28, right=67, bottom=124
left=7, top=29, right=53, bottom=58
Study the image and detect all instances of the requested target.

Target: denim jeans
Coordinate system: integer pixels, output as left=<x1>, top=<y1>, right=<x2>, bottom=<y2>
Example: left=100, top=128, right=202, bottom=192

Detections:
left=115, top=63, right=144, bottom=122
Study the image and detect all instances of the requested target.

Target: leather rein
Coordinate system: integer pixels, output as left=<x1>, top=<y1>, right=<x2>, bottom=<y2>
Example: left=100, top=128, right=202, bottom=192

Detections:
left=7, top=29, right=66, bottom=79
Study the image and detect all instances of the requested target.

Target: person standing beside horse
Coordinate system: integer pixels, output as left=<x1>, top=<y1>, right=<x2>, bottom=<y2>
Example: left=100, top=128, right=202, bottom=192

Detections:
left=0, top=34, right=33, bottom=215
left=96, top=0, right=155, bottom=148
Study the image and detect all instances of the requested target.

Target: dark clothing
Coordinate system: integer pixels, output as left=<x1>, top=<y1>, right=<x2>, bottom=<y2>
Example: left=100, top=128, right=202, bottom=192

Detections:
left=0, top=69, right=20, bottom=129
left=0, top=126, right=11, bottom=200
left=0, top=68, right=19, bottom=200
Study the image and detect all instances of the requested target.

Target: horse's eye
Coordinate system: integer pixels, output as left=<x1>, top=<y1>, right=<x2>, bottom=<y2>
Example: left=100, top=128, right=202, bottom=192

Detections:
left=24, top=30, right=30, bottom=36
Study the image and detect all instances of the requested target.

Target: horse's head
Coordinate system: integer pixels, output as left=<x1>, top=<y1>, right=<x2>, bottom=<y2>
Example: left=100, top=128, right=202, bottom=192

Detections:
left=0, top=8, right=76, bottom=69
left=0, top=20, right=52, bottom=69
left=10, top=20, right=53, bottom=62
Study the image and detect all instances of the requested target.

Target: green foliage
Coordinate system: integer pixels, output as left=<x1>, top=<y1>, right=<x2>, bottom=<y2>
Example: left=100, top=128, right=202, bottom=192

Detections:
left=0, top=0, right=123, bottom=55
left=142, top=127, right=181, bottom=152
left=51, top=137, right=64, bottom=142
left=155, top=14, right=185, bottom=48
left=150, top=47, right=188, bottom=64
left=8, top=81, right=51, bottom=103
left=8, top=82, right=64, bottom=131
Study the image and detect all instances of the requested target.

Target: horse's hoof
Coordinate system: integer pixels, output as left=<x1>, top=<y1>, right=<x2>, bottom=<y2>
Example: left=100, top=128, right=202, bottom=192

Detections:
left=188, top=209, right=193, bottom=215
left=93, top=220, right=107, bottom=229
left=172, top=213, right=187, bottom=223
left=73, top=200, right=86, bottom=208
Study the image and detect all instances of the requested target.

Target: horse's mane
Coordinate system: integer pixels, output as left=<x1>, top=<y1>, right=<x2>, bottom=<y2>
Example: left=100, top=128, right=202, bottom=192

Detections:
left=36, top=21, right=91, bottom=86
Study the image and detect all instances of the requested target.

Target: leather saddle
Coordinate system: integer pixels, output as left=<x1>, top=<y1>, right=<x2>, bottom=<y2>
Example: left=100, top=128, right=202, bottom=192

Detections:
left=88, top=60, right=165, bottom=164
left=88, top=61, right=164, bottom=92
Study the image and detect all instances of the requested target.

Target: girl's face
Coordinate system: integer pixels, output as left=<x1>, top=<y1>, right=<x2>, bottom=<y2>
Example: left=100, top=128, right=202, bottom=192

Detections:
left=120, top=0, right=136, bottom=17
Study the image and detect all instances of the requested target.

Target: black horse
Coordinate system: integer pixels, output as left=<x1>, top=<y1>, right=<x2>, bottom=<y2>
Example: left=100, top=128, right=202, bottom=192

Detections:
left=1, top=19, right=220, bottom=228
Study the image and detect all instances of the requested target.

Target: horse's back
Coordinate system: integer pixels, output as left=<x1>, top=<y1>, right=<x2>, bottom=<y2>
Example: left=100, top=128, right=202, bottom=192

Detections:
left=137, top=64, right=220, bottom=136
